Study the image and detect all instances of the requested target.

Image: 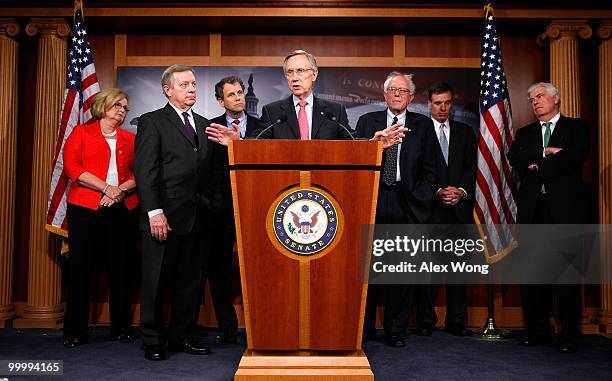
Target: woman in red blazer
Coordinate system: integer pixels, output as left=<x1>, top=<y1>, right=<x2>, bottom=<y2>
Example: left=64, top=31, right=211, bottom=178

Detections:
left=62, top=87, right=138, bottom=348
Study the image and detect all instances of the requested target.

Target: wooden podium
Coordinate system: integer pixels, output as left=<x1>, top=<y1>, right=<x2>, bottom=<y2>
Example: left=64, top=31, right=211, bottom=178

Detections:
left=229, top=140, right=381, bottom=381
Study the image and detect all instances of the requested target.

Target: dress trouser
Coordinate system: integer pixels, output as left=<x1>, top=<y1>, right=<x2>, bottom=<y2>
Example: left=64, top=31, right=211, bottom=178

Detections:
left=435, top=207, right=469, bottom=330
left=520, top=195, right=582, bottom=343
left=140, top=211, right=204, bottom=346
left=202, top=225, right=238, bottom=338
left=64, top=203, right=134, bottom=338
left=364, top=183, right=434, bottom=335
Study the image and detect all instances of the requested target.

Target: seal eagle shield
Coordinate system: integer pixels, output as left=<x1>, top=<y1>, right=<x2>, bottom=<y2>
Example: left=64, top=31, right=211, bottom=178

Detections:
left=270, top=187, right=340, bottom=256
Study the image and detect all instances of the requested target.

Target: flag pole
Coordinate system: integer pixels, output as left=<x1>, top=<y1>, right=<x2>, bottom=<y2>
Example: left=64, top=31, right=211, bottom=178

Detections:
left=472, top=1, right=512, bottom=340
left=472, top=285, right=510, bottom=340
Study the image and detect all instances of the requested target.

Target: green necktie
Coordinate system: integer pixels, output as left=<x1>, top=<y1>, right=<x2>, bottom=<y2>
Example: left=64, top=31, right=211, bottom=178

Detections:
left=541, top=121, right=552, bottom=193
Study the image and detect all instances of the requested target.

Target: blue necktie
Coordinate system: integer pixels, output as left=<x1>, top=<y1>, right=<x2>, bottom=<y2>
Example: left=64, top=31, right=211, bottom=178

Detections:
left=439, top=123, right=449, bottom=164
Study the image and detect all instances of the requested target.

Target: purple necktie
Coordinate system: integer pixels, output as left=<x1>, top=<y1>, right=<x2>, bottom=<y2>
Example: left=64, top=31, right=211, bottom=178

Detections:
left=182, top=111, right=195, bottom=142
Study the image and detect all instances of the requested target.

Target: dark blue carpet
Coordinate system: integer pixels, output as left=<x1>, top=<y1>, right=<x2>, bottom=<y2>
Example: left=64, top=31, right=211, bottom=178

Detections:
left=1, top=328, right=611, bottom=380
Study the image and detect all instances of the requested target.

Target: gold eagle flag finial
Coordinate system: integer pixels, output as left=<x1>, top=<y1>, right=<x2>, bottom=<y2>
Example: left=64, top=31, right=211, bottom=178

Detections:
left=483, top=2, right=494, bottom=19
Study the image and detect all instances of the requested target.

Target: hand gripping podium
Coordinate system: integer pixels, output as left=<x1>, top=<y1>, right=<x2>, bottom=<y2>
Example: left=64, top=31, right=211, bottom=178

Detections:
left=229, top=140, right=381, bottom=381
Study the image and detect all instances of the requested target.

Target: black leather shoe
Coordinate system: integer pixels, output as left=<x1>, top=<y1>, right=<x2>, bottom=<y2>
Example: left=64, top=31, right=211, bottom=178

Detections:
left=384, top=334, right=405, bottom=347
left=63, top=336, right=86, bottom=348
left=557, top=341, right=579, bottom=353
left=413, top=326, right=434, bottom=336
left=169, top=339, right=212, bottom=355
left=215, top=333, right=237, bottom=344
left=110, top=327, right=134, bottom=343
left=445, top=326, right=473, bottom=337
left=144, top=344, right=166, bottom=361
left=518, top=336, right=550, bottom=347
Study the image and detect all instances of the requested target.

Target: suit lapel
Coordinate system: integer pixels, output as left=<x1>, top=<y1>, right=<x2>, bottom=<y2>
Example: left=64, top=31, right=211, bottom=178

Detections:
left=532, top=120, right=544, bottom=150
left=194, top=113, right=208, bottom=155
left=400, top=112, right=414, bottom=158
left=374, top=111, right=386, bottom=133
left=548, top=115, right=567, bottom=147
left=281, top=96, right=300, bottom=139
left=311, top=97, right=325, bottom=139
left=116, top=129, right=130, bottom=151
left=163, top=103, right=196, bottom=147
left=446, top=120, right=459, bottom=168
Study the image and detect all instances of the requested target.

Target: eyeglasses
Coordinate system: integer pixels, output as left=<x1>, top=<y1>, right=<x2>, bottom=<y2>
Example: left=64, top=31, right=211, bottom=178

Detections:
left=112, top=103, right=130, bottom=112
left=284, top=68, right=313, bottom=79
left=385, top=87, right=411, bottom=95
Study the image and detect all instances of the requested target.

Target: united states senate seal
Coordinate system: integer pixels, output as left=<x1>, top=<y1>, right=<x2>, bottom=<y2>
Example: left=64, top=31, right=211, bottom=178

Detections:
left=270, top=188, right=340, bottom=256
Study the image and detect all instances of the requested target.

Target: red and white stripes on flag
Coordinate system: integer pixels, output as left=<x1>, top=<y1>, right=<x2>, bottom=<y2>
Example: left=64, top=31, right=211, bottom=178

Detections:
left=46, top=0, right=100, bottom=236
left=474, top=4, right=518, bottom=263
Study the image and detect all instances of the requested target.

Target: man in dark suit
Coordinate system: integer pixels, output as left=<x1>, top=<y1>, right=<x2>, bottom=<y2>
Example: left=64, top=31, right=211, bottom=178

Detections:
left=356, top=71, right=437, bottom=347
left=427, top=81, right=477, bottom=337
left=205, top=50, right=405, bottom=145
left=507, top=82, right=589, bottom=353
left=134, top=64, right=226, bottom=361
left=254, top=49, right=353, bottom=140
left=206, top=76, right=264, bottom=344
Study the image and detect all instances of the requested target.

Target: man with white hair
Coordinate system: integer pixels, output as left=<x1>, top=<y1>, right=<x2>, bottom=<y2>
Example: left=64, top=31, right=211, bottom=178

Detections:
left=135, top=64, right=226, bottom=361
left=507, top=82, right=590, bottom=353
left=356, top=71, right=437, bottom=348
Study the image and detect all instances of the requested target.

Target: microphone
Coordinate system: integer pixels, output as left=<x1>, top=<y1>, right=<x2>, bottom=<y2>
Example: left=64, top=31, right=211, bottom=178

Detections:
left=321, top=111, right=356, bottom=140
left=252, top=114, right=288, bottom=140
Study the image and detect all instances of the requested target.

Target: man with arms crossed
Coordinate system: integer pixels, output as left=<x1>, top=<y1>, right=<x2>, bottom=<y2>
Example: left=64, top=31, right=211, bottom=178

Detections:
left=507, top=82, right=589, bottom=353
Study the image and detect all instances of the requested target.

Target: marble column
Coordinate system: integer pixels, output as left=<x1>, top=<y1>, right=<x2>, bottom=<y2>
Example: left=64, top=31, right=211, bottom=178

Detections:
left=540, top=20, right=598, bottom=333
left=542, top=20, right=592, bottom=117
left=15, top=19, right=70, bottom=328
left=597, top=20, right=612, bottom=334
left=0, top=19, right=20, bottom=327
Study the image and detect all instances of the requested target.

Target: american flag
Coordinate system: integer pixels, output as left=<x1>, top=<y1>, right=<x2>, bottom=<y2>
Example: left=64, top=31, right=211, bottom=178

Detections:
left=46, top=0, right=100, bottom=236
left=474, top=3, right=518, bottom=263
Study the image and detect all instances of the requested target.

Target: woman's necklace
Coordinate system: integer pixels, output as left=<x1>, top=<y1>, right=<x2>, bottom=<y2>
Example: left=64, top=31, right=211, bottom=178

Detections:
left=102, top=128, right=117, bottom=137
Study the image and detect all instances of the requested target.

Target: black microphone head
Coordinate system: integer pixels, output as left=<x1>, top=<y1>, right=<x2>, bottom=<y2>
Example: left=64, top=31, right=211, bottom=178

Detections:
left=276, top=114, right=288, bottom=124
left=322, top=111, right=337, bottom=121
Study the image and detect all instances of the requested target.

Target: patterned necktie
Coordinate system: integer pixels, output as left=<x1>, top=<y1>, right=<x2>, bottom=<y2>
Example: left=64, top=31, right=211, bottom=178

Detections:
left=439, top=123, right=449, bottom=164
left=232, top=119, right=241, bottom=137
left=382, top=116, right=399, bottom=186
left=541, top=121, right=552, bottom=193
left=298, top=100, right=309, bottom=140
left=182, top=111, right=195, bottom=143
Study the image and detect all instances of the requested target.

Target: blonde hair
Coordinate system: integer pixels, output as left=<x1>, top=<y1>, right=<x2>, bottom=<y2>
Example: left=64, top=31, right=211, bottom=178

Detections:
left=90, top=88, right=129, bottom=120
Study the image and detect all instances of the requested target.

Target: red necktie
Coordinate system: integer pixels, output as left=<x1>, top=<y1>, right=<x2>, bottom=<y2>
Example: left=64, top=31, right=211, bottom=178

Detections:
left=298, top=100, right=309, bottom=140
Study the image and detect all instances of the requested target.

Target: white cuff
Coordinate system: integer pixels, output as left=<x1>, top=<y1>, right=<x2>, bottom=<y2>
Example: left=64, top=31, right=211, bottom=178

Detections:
left=148, top=209, right=163, bottom=218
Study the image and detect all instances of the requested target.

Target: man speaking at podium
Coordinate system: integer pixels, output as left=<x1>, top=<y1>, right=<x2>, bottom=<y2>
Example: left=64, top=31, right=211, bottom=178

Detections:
left=205, top=50, right=405, bottom=146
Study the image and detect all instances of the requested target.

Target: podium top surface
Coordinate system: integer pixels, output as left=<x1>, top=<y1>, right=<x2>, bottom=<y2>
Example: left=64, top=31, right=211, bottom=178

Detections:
left=228, top=140, right=382, bottom=167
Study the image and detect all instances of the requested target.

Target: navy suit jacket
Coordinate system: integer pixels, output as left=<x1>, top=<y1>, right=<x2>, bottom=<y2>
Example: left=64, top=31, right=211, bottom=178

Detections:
left=210, top=113, right=265, bottom=226
left=431, top=119, right=477, bottom=224
left=134, top=103, right=227, bottom=234
left=507, top=115, right=589, bottom=223
left=356, top=110, right=437, bottom=223
left=251, top=95, right=354, bottom=140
